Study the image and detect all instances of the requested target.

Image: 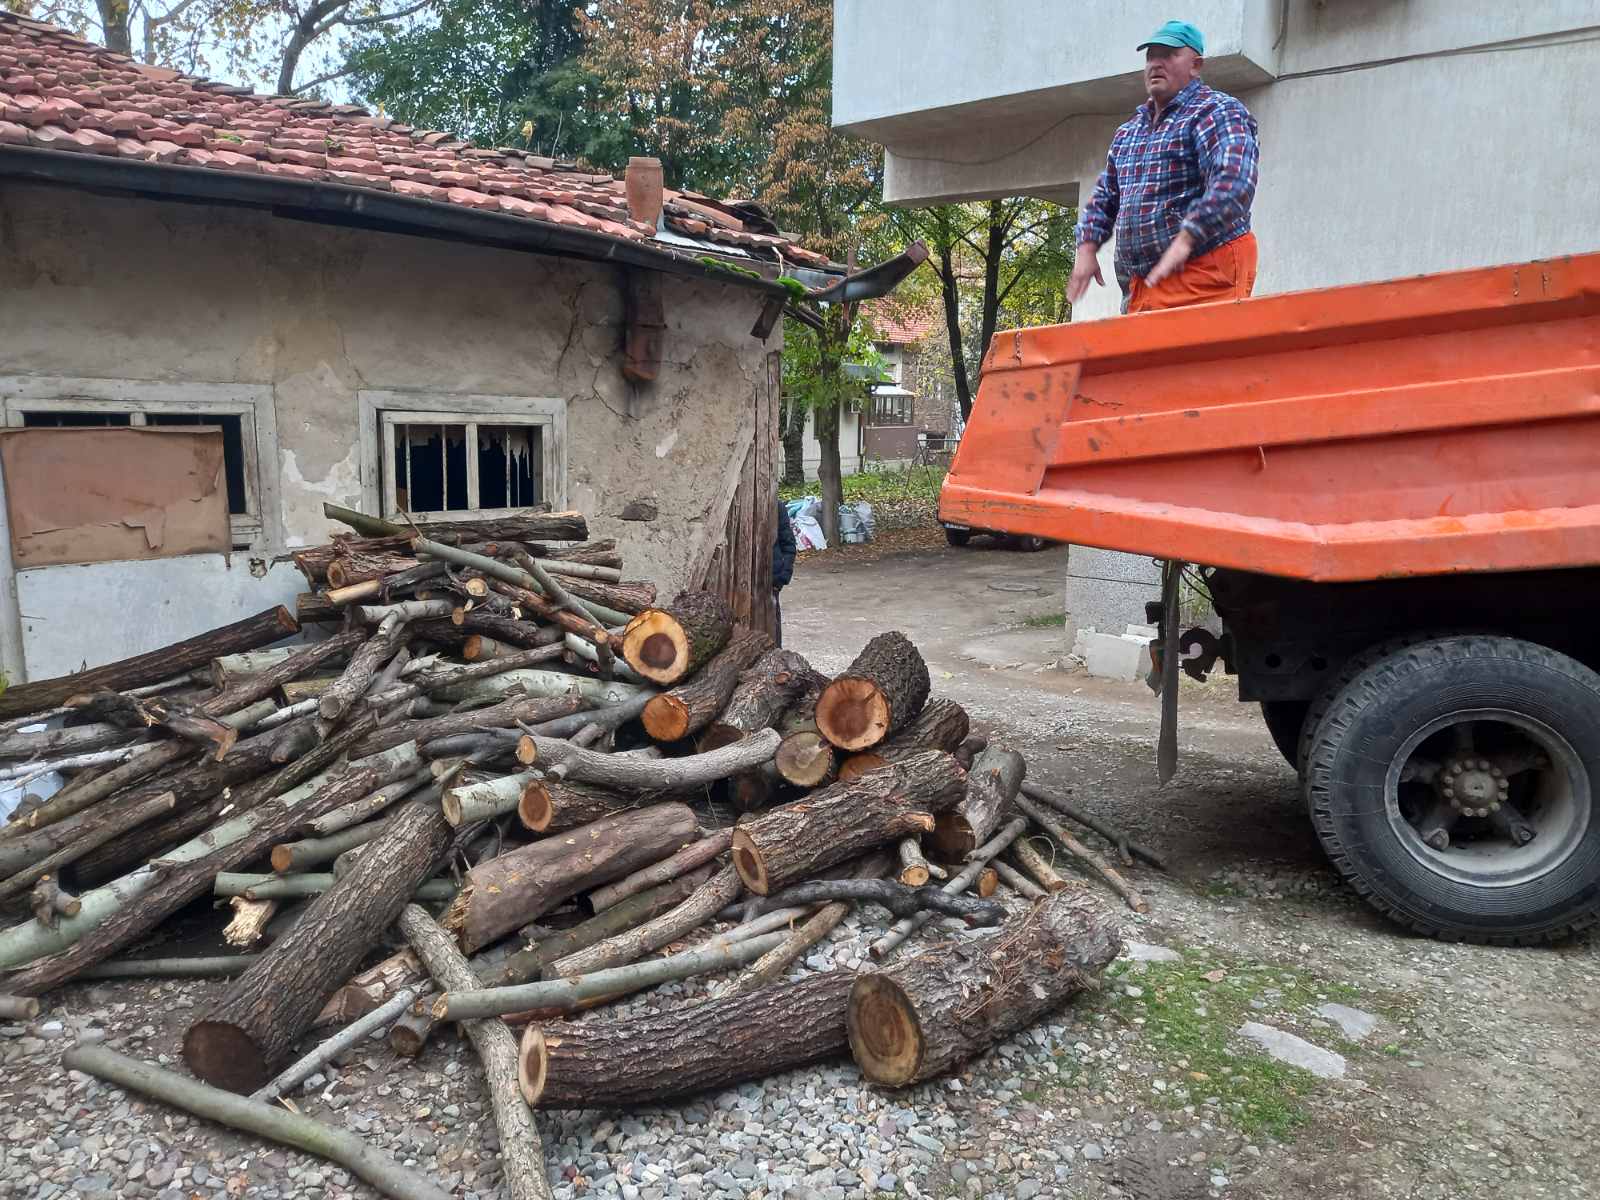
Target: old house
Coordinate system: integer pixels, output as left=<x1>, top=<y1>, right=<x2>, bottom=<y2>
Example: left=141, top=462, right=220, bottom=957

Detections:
left=0, top=12, right=849, bottom=683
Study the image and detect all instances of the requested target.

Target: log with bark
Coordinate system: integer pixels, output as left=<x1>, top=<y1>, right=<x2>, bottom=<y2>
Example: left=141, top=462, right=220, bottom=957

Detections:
left=696, top=648, right=815, bottom=752
left=838, top=698, right=971, bottom=781
left=895, top=838, right=943, bottom=887
left=63, top=1044, right=452, bottom=1200
left=450, top=611, right=554, bottom=651
left=929, top=746, right=1026, bottom=863
left=306, top=771, right=433, bottom=838
left=323, top=502, right=587, bottom=545
left=444, top=803, right=699, bottom=953
left=585, top=830, right=732, bottom=914
left=396, top=905, right=555, bottom=1200
left=0, top=606, right=299, bottom=720
left=638, top=630, right=774, bottom=743
left=0, top=789, right=177, bottom=902
left=518, top=728, right=779, bottom=794
left=558, top=576, right=656, bottom=616
left=29, top=874, right=81, bottom=927
left=74, top=690, right=240, bottom=760
left=730, top=750, right=967, bottom=896
left=1021, top=781, right=1169, bottom=873
left=868, top=818, right=1028, bottom=961
left=847, top=890, right=1122, bottom=1087
left=518, top=970, right=855, bottom=1108
left=992, top=859, right=1047, bottom=900
left=1009, top=839, right=1070, bottom=894
left=620, top=592, right=736, bottom=685
left=319, top=617, right=411, bottom=724
left=0, top=994, right=41, bottom=1019
left=815, top=631, right=930, bottom=752
left=516, top=778, right=639, bottom=835
left=548, top=862, right=743, bottom=979
left=747, top=879, right=1006, bottom=927
left=351, top=693, right=587, bottom=760
left=184, top=795, right=455, bottom=1093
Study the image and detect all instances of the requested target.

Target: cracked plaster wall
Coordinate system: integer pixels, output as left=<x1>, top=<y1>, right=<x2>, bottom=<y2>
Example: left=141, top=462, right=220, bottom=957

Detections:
left=0, top=183, right=777, bottom=678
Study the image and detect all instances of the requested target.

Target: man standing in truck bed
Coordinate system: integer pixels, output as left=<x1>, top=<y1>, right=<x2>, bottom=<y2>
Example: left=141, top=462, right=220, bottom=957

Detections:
left=1068, top=20, right=1260, bottom=314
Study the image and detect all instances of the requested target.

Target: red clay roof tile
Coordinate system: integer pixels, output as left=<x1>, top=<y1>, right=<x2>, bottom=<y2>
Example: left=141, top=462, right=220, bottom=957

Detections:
left=0, top=10, right=834, bottom=275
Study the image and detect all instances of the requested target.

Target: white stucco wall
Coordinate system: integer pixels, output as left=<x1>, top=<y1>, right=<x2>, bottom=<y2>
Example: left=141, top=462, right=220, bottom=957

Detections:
left=0, top=183, right=779, bottom=681
left=796, top=408, right=864, bottom=482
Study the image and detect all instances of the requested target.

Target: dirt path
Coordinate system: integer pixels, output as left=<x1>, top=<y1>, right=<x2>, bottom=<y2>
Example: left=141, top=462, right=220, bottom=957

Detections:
left=787, top=539, right=1600, bottom=1200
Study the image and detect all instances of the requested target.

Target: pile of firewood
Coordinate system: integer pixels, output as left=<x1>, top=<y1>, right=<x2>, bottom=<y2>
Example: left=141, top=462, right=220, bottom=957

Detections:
left=0, top=500, right=1158, bottom=1200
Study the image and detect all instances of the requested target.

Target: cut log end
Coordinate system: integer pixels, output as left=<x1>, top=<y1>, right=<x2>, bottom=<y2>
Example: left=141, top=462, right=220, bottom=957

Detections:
left=268, top=845, right=295, bottom=874
left=976, top=867, right=1000, bottom=899
left=441, top=790, right=466, bottom=827
left=730, top=829, right=770, bottom=896
left=815, top=678, right=891, bottom=752
left=517, top=779, right=552, bottom=832
left=516, top=1024, right=548, bottom=1105
left=622, top=612, right=690, bottom=684
left=897, top=864, right=930, bottom=887
left=846, top=974, right=923, bottom=1087
left=775, top=732, right=835, bottom=787
left=640, top=694, right=691, bottom=743
left=929, top=813, right=978, bottom=864
left=181, top=1021, right=269, bottom=1094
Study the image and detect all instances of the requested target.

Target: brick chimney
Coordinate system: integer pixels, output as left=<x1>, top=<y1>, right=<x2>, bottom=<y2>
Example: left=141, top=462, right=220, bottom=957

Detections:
left=625, top=157, right=664, bottom=230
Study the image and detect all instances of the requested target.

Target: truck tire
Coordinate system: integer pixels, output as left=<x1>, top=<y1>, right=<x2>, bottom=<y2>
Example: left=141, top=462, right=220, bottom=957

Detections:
left=1258, top=701, right=1309, bottom=769
left=944, top=527, right=972, bottom=548
left=1295, top=634, right=1423, bottom=784
left=1303, top=636, right=1600, bottom=944
left=1009, top=535, right=1049, bottom=553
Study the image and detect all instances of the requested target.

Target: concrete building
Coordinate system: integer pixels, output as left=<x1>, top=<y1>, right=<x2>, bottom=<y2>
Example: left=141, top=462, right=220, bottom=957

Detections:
left=0, top=12, right=844, bottom=682
left=834, top=1, right=1600, bottom=634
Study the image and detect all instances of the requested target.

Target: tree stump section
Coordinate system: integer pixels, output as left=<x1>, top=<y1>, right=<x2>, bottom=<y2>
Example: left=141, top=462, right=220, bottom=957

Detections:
left=519, top=971, right=855, bottom=1108
left=930, top=746, right=1026, bottom=862
left=698, top=648, right=815, bottom=752
left=847, top=890, right=1123, bottom=1087
left=620, top=592, right=735, bottom=685
left=731, top=750, right=967, bottom=896
left=447, top=803, right=698, bottom=952
left=640, top=629, right=774, bottom=742
left=815, top=632, right=930, bottom=752
left=183, top=796, right=454, bottom=1093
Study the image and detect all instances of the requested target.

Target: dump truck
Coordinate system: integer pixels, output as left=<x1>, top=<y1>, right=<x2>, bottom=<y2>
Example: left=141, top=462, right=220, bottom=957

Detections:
left=940, top=252, right=1600, bottom=944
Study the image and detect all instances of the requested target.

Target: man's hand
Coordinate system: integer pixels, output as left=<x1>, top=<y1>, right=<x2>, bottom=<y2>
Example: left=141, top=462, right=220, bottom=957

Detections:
left=1143, top=230, right=1195, bottom=288
left=1067, top=244, right=1104, bottom=305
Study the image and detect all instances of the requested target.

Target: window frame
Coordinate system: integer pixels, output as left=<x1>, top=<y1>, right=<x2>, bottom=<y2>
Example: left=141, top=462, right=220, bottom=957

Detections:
left=0, top=376, right=278, bottom=550
left=358, top=390, right=567, bottom=522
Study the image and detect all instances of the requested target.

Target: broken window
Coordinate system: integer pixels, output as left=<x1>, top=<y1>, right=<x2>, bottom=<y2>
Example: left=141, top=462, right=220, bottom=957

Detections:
left=379, top=411, right=550, bottom=518
left=9, top=401, right=263, bottom=548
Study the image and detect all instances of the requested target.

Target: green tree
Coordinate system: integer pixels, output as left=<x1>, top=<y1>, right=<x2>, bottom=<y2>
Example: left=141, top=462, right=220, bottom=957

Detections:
left=894, top=199, right=1075, bottom=422
left=346, top=0, right=631, bottom=159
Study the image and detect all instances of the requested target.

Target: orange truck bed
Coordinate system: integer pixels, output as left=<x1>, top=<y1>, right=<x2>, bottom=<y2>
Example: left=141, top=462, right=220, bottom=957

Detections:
left=939, top=252, right=1600, bottom=581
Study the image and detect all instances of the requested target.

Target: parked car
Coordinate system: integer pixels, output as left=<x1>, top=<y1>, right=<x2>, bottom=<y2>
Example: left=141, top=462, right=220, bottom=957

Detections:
left=941, top=521, right=1051, bottom=552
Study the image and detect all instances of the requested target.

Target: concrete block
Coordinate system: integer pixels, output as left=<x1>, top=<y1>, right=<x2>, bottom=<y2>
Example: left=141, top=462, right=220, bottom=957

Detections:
left=1080, top=631, right=1151, bottom=682
left=1066, top=545, right=1164, bottom=586
left=1065, top=576, right=1161, bottom=646
left=1125, top=623, right=1159, bottom=640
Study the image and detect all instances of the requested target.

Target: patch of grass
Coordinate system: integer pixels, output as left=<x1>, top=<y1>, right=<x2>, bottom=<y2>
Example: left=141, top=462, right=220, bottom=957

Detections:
left=1018, top=612, right=1067, bottom=629
left=1103, top=952, right=1364, bottom=1139
left=779, top=464, right=947, bottom=505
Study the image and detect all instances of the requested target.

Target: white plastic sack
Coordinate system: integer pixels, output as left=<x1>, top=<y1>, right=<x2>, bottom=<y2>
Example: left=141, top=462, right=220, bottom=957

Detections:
left=838, top=502, right=871, bottom=545
left=792, top=513, right=828, bottom=552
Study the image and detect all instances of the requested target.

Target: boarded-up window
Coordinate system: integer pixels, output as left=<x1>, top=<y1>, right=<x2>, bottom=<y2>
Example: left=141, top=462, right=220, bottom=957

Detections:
left=0, top=427, right=231, bottom=567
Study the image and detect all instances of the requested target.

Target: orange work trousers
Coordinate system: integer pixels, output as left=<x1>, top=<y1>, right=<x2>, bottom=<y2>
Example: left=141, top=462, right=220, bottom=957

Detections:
left=1128, top=231, right=1258, bottom=314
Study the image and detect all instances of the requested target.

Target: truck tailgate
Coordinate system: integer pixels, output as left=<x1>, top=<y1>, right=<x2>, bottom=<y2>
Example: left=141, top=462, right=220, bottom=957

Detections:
left=939, top=252, right=1600, bottom=581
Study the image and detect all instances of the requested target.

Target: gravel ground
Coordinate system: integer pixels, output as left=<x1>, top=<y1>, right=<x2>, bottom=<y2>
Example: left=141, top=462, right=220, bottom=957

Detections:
left=3, top=537, right=1598, bottom=1200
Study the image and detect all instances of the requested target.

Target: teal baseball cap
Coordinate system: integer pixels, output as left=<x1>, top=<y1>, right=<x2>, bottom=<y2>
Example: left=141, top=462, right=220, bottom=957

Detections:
left=1138, top=20, right=1205, bottom=54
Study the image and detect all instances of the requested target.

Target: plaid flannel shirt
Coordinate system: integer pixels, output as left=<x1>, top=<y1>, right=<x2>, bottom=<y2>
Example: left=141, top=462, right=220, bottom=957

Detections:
left=1076, top=80, right=1259, bottom=280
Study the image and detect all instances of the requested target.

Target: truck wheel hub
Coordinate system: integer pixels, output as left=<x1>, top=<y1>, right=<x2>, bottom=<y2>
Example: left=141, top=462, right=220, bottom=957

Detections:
left=1439, top=757, right=1508, bottom=817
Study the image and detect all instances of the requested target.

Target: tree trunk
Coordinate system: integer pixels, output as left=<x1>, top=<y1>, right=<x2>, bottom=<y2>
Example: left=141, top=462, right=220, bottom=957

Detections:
left=814, top=395, right=843, bottom=550
left=184, top=797, right=454, bottom=1093
left=936, top=240, right=975, bottom=424
left=780, top=394, right=807, bottom=488
left=698, top=648, right=815, bottom=752
left=620, top=592, right=736, bottom=685
left=323, top=504, right=587, bottom=545
left=839, top=698, right=971, bottom=781
left=640, top=629, right=774, bottom=742
left=0, top=606, right=299, bottom=720
left=930, top=746, right=1026, bottom=862
left=396, top=906, right=555, bottom=1200
left=816, top=632, right=931, bottom=751
left=519, top=970, right=854, bottom=1108
left=445, top=803, right=699, bottom=953
left=730, top=750, right=967, bottom=896
left=517, top=778, right=638, bottom=835
left=847, top=890, right=1122, bottom=1087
